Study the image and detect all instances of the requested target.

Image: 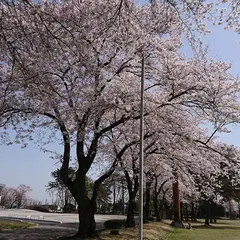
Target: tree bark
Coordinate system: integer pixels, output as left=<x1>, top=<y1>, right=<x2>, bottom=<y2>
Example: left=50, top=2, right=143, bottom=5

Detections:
left=143, top=181, right=152, bottom=223
left=60, top=160, right=116, bottom=238
left=210, top=203, right=213, bottom=223
left=212, top=203, right=217, bottom=223
left=238, top=201, right=240, bottom=218
left=126, top=196, right=136, bottom=228
left=191, top=202, right=197, bottom=222
left=204, top=201, right=210, bottom=226
left=153, top=177, right=170, bottom=222
left=229, top=199, right=232, bottom=219
left=185, top=204, right=189, bottom=221
left=113, top=182, right=116, bottom=214
left=205, top=215, right=210, bottom=225
left=71, top=171, right=99, bottom=239
left=154, top=195, right=161, bottom=221
left=123, top=166, right=138, bottom=228
left=122, top=181, right=125, bottom=215
left=125, top=174, right=138, bottom=228
left=76, top=199, right=98, bottom=239
left=180, top=202, right=184, bottom=221
left=47, top=105, right=123, bottom=238
left=173, top=180, right=181, bottom=222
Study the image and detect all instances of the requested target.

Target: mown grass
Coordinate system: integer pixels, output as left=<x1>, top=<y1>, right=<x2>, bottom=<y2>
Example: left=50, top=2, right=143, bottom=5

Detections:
left=100, top=221, right=173, bottom=240
left=100, top=219, right=240, bottom=240
left=168, top=219, right=240, bottom=240
left=0, top=219, right=34, bottom=231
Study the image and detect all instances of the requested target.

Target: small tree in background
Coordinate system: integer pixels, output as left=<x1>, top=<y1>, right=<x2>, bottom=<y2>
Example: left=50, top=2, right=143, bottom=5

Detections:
left=0, top=185, right=31, bottom=208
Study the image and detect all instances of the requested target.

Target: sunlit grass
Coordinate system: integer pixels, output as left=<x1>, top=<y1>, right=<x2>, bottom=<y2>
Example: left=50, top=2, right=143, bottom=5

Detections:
left=100, top=219, right=240, bottom=240
left=100, top=221, right=172, bottom=240
left=0, top=219, right=34, bottom=231
left=168, top=219, right=240, bottom=240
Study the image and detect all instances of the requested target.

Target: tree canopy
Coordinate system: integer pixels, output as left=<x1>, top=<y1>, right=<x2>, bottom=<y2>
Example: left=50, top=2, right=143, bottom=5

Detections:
left=1, top=0, right=240, bottom=238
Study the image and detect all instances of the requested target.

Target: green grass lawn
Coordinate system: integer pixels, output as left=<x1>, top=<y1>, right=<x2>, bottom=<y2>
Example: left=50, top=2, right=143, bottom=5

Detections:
left=101, top=222, right=172, bottom=240
left=168, top=219, right=240, bottom=240
left=0, top=219, right=34, bottom=231
left=100, top=219, right=240, bottom=240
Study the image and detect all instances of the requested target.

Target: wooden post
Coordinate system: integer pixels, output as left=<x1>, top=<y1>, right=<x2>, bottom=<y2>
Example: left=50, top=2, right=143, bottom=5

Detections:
left=173, top=180, right=181, bottom=222
left=171, top=172, right=185, bottom=228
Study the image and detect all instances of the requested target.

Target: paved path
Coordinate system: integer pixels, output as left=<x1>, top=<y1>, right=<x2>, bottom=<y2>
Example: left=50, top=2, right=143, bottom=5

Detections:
left=0, top=209, right=126, bottom=224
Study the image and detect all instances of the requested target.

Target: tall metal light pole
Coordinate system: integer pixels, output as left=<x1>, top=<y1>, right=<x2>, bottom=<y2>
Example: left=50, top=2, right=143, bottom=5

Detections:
left=139, top=53, right=145, bottom=240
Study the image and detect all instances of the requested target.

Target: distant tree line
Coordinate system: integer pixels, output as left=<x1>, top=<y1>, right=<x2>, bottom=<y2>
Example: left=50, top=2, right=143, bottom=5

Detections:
left=0, top=184, right=31, bottom=208
left=46, top=168, right=240, bottom=225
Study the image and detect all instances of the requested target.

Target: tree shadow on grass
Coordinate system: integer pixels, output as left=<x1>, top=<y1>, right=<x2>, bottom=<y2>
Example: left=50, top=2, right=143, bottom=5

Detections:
left=100, top=232, right=134, bottom=239
left=215, top=220, right=240, bottom=225
left=0, top=226, right=77, bottom=240
left=61, top=223, right=79, bottom=229
left=193, top=224, right=240, bottom=230
left=156, top=220, right=171, bottom=226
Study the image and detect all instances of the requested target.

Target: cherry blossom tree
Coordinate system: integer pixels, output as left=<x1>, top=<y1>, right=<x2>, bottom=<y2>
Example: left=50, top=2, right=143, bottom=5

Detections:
left=1, top=0, right=240, bottom=238
left=0, top=185, right=31, bottom=208
left=15, top=184, right=32, bottom=208
left=0, top=0, right=184, bottom=237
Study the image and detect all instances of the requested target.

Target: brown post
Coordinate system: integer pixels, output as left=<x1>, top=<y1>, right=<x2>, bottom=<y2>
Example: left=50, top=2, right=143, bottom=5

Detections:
left=171, top=170, right=185, bottom=228
left=173, top=180, right=181, bottom=222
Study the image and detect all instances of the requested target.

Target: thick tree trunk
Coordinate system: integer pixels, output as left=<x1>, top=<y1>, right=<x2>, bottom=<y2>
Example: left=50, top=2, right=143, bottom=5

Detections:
left=185, top=204, right=189, bottom=221
left=58, top=118, right=116, bottom=238
left=122, top=182, right=125, bottom=215
left=153, top=196, right=161, bottom=221
left=144, top=182, right=151, bottom=223
left=173, top=181, right=181, bottom=222
left=204, top=201, right=210, bottom=226
left=180, top=202, right=184, bottom=221
left=126, top=197, right=136, bottom=227
left=205, top=215, right=210, bottom=225
left=76, top=200, right=98, bottom=239
left=209, top=203, right=213, bottom=223
left=153, top=179, right=160, bottom=222
left=171, top=180, right=185, bottom=228
left=72, top=173, right=99, bottom=239
left=191, top=202, right=197, bottom=222
left=113, top=183, right=116, bottom=214
left=124, top=169, right=138, bottom=228
left=156, top=211, right=161, bottom=221
left=229, top=199, right=233, bottom=219
left=238, top=201, right=240, bottom=218
left=212, top=203, right=217, bottom=223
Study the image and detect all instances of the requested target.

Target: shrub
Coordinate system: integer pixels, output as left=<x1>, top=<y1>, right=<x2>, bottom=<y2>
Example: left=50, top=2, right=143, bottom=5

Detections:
left=149, top=216, right=156, bottom=221
left=26, top=205, right=50, bottom=213
left=104, top=219, right=126, bottom=230
left=63, top=203, right=76, bottom=213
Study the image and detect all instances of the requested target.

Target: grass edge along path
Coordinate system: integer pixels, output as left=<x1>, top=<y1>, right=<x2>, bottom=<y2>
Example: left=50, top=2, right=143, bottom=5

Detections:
left=0, top=219, right=34, bottom=231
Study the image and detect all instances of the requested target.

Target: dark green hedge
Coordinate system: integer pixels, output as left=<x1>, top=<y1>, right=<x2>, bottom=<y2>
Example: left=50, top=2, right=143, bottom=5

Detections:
left=104, top=219, right=126, bottom=229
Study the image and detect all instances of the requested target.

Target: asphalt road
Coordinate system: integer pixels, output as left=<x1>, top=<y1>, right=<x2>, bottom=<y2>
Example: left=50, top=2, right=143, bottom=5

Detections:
left=0, top=209, right=128, bottom=239
left=0, top=208, right=126, bottom=225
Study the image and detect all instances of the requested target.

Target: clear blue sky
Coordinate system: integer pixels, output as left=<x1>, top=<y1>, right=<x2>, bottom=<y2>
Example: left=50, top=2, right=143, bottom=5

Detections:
left=0, top=11, right=240, bottom=202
